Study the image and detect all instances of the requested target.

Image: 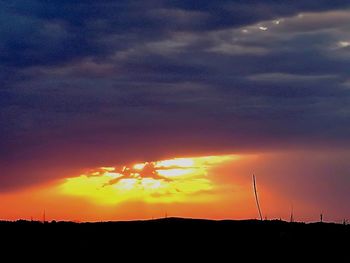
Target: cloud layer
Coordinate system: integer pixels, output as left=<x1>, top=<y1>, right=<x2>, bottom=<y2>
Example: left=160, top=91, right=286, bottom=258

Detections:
left=1, top=1, right=350, bottom=192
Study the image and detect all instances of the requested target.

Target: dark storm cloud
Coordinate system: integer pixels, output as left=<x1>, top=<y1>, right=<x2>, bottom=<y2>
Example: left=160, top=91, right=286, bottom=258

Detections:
left=1, top=1, right=350, bottom=191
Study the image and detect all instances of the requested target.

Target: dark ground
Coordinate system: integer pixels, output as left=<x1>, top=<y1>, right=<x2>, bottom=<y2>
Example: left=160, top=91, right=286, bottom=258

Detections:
left=0, top=218, right=349, bottom=258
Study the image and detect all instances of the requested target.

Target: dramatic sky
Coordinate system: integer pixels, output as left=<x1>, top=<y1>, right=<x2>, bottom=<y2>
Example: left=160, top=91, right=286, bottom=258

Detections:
left=1, top=1, right=350, bottom=222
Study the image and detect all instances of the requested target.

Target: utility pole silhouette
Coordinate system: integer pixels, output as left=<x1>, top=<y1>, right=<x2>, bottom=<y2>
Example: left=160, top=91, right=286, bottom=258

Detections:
left=290, top=205, right=294, bottom=223
left=320, top=213, right=323, bottom=223
left=252, top=174, right=263, bottom=221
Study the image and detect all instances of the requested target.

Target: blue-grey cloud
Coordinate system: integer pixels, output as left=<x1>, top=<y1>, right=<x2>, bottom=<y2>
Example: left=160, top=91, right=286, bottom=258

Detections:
left=1, top=1, right=350, bottom=192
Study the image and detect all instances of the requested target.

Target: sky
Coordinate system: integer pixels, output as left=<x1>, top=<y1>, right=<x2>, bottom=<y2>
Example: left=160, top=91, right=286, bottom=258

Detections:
left=1, top=1, right=350, bottom=222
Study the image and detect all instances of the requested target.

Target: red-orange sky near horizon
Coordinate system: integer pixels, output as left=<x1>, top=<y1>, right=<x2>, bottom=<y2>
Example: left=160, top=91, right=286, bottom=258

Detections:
left=1, top=150, right=347, bottom=223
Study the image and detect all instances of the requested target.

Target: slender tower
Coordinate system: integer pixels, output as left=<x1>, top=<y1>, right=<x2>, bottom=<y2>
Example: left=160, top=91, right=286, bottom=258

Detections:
left=290, top=205, right=294, bottom=223
left=252, top=174, right=263, bottom=221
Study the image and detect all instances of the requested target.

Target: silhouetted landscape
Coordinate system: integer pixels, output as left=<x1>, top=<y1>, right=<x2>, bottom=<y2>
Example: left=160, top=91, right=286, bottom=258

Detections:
left=2, top=2, right=350, bottom=258
left=1, top=218, right=349, bottom=254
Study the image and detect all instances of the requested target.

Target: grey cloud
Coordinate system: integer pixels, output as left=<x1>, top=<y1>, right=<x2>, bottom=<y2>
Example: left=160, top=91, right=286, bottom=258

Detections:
left=247, top=73, right=339, bottom=82
left=1, top=1, right=350, bottom=191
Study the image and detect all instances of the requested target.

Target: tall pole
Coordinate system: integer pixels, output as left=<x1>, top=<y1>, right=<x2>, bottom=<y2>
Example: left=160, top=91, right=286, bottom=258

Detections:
left=253, top=174, right=263, bottom=221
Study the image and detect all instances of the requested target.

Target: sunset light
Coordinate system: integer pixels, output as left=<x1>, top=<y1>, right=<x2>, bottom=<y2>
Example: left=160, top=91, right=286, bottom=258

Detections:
left=2, top=0, right=350, bottom=227
left=60, top=155, right=238, bottom=205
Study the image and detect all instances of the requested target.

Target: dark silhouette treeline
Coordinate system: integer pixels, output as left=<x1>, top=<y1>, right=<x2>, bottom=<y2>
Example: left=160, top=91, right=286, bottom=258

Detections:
left=0, top=218, right=349, bottom=258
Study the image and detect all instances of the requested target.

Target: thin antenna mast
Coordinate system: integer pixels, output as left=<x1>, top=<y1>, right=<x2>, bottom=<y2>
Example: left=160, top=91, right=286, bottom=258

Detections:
left=252, top=174, right=263, bottom=221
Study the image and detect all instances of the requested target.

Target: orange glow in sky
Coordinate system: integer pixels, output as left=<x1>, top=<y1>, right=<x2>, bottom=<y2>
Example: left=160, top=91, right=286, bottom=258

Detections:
left=60, top=155, right=238, bottom=205
left=0, top=152, right=327, bottom=222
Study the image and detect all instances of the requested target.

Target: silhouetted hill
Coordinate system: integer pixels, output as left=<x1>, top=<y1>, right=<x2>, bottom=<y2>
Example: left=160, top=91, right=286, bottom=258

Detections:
left=0, top=218, right=349, bottom=258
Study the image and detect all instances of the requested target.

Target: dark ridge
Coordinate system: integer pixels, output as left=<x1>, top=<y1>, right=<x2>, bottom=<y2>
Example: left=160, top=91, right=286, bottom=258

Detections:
left=0, top=217, right=349, bottom=257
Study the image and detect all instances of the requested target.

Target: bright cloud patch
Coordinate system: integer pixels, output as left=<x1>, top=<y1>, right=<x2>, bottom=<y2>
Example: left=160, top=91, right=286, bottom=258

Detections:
left=60, top=155, right=238, bottom=205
